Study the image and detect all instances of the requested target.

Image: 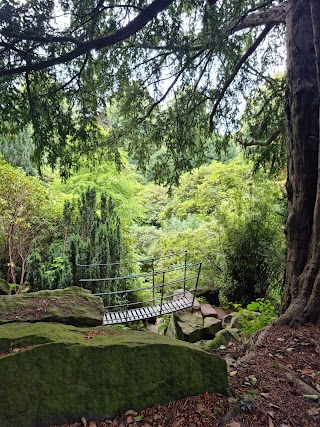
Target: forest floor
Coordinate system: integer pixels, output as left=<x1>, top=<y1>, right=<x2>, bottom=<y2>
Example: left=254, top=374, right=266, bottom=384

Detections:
left=51, top=323, right=320, bottom=427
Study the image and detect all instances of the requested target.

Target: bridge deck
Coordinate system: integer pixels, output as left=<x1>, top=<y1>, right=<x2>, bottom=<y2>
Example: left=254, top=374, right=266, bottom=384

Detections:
left=103, top=295, right=193, bottom=325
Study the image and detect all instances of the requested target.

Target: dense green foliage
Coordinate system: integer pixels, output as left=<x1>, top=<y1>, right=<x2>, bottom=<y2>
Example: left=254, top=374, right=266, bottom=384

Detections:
left=233, top=299, right=278, bottom=336
left=0, top=144, right=285, bottom=310
left=51, top=156, right=145, bottom=224
left=0, top=0, right=288, bottom=310
left=139, top=159, right=285, bottom=305
left=236, top=75, right=286, bottom=175
left=0, top=157, right=59, bottom=287
left=0, top=126, right=36, bottom=176
left=28, top=189, right=124, bottom=301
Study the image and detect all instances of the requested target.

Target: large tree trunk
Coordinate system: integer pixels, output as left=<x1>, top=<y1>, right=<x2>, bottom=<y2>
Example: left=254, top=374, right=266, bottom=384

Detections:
left=279, top=0, right=320, bottom=326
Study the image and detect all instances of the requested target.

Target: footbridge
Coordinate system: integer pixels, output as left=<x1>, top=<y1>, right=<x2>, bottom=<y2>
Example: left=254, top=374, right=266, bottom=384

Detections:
left=78, top=252, right=202, bottom=325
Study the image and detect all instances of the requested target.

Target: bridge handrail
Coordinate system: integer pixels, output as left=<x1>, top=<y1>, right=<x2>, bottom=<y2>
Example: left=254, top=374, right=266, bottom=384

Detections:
left=103, top=287, right=197, bottom=310
left=77, top=250, right=188, bottom=268
left=79, top=261, right=201, bottom=283
left=91, top=274, right=197, bottom=296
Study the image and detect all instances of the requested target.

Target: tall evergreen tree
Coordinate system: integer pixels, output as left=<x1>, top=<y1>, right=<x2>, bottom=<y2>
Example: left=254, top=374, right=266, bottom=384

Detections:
left=26, top=248, right=44, bottom=291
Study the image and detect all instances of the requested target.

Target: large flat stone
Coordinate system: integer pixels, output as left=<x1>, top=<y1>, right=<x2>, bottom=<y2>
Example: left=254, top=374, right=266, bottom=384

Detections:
left=0, top=322, right=228, bottom=427
left=203, top=317, right=222, bottom=335
left=200, top=303, right=218, bottom=318
left=0, top=287, right=104, bottom=327
left=166, top=311, right=206, bottom=343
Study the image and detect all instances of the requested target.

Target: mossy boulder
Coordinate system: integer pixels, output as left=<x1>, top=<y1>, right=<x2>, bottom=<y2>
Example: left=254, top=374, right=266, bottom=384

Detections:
left=0, top=322, right=228, bottom=427
left=194, top=339, right=213, bottom=351
left=222, top=312, right=246, bottom=329
left=166, top=310, right=206, bottom=343
left=0, top=287, right=104, bottom=326
left=0, top=279, right=10, bottom=295
left=209, top=328, right=239, bottom=350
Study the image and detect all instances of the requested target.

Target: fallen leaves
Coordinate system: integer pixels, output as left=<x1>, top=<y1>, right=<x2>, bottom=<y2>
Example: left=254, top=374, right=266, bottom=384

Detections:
left=226, top=421, right=241, bottom=427
left=268, top=416, right=275, bottom=427
left=300, top=369, right=315, bottom=375
left=307, top=407, right=320, bottom=416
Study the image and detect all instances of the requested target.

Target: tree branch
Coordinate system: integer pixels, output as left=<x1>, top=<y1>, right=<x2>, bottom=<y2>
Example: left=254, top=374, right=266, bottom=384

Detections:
left=239, top=128, right=282, bottom=148
left=0, top=0, right=175, bottom=77
left=138, top=48, right=206, bottom=122
left=0, top=30, right=82, bottom=46
left=209, top=24, right=273, bottom=133
left=225, top=2, right=288, bottom=34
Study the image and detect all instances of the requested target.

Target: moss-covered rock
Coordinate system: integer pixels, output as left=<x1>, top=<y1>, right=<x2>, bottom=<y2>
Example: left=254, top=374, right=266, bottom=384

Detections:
left=0, top=287, right=104, bottom=326
left=0, top=322, right=228, bottom=427
left=0, top=279, right=10, bottom=295
left=166, top=310, right=206, bottom=343
left=222, top=312, right=245, bottom=329
left=194, top=339, right=213, bottom=351
left=209, top=328, right=239, bottom=349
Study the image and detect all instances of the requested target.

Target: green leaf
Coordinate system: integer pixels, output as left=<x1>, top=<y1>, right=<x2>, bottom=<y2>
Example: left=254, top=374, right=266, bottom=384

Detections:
left=303, top=394, right=319, bottom=401
left=133, top=415, right=144, bottom=421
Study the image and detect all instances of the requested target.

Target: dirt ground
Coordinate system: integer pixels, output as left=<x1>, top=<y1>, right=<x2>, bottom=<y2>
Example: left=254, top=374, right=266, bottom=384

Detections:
left=51, top=323, right=320, bottom=427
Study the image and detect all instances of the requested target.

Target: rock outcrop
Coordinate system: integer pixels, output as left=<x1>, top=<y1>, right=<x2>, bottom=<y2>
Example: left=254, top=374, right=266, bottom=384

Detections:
left=0, top=322, right=228, bottom=427
left=0, top=286, right=104, bottom=327
left=208, top=328, right=239, bottom=349
left=166, top=310, right=208, bottom=342
left=0, top=279, right=10, bottom=295
left=166, top=304, right=223, bottom=343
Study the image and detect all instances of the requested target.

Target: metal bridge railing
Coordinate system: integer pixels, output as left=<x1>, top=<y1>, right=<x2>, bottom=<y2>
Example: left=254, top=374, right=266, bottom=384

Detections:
left=78, top=253, right=202, bottom=323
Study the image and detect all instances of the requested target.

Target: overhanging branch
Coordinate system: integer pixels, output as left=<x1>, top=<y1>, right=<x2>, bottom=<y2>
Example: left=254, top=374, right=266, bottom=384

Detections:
left=0, top=30, right=82, bottom=46
left=0, top=0, right=175, bottom=77
left=225, top=2, right=287, bottom=34
left=209, top=24, right=273, bottom=133
left=240, top=128, right=282, bottom=148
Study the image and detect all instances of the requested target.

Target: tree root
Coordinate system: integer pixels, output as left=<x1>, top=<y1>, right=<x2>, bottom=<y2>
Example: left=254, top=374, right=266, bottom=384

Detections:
left=280, top=365, right=320, bottom=398
left=238, top=324, right=272, bottom=363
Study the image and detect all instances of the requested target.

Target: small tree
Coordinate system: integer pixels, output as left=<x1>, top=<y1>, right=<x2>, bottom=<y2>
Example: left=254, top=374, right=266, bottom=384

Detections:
left=26, top=248, right=45, bottom=291
left=0, top=157, right=59, bottom=289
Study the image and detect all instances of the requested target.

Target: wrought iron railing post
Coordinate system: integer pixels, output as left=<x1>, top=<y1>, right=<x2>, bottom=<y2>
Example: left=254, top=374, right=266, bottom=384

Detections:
left=159, top=271, right=165, bottom=316
left=152, top=258, right=155, bottom=305
left=183, top=250, right=187, bottom=296
left=124, top=278, right=128, bottom=323
left=192, top=262, right=202, bottom=312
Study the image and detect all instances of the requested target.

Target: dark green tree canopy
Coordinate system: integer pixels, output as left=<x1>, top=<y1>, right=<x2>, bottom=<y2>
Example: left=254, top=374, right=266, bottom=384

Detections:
left=0, top=0, right=287, bottom=181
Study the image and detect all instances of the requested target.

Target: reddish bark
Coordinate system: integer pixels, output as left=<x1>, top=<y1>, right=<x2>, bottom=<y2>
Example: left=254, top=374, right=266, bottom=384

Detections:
left=279, top=0, right=320, bottom=325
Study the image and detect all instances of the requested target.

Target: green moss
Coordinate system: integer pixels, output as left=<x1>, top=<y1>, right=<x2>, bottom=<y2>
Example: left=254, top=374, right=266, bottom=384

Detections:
left=209, top=329, right=238, bottom=349
left=0, top=287, right=104, bottom=326
left=166, top=311, right=206, bottom=343
left=0, top=279, right=10, bottom=295
left=0, top=323, right=228, bottom=427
